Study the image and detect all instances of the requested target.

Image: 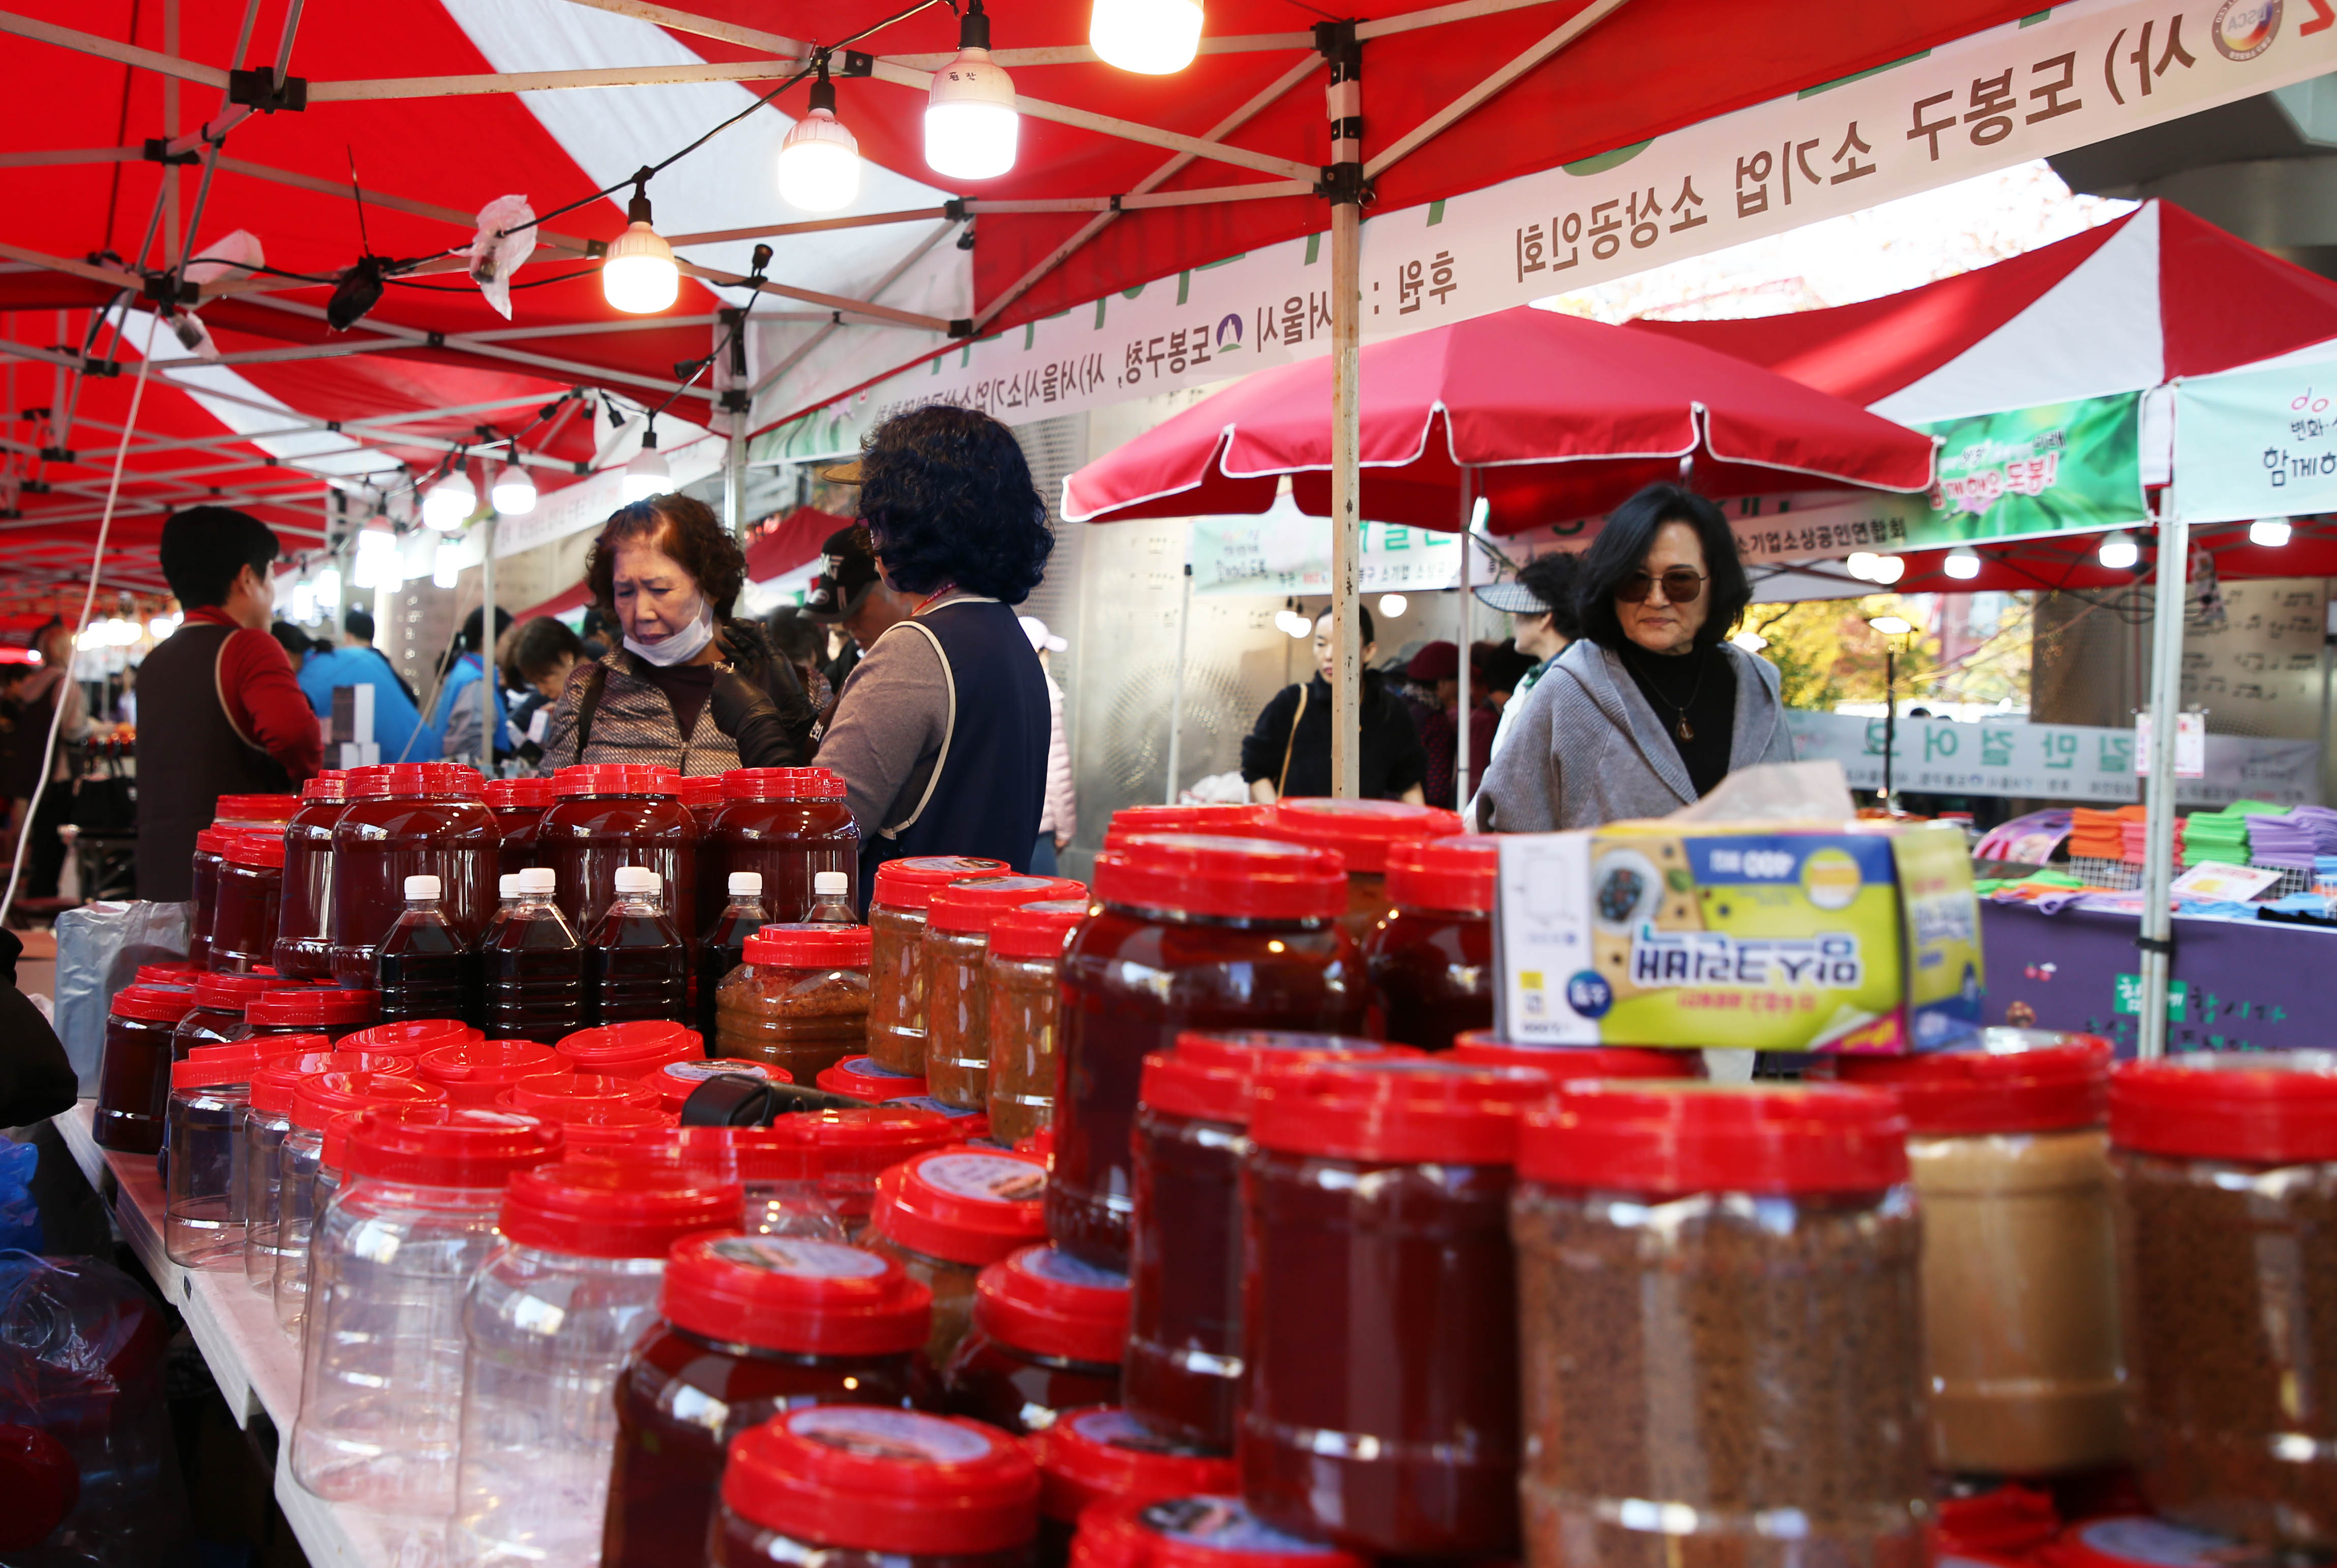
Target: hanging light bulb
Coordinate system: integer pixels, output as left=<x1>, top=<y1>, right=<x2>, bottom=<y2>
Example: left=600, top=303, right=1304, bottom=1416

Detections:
left=1844, top=551, right=1880, bottom=582
left=1869, top=554, right=1906, bottom=585
left=423, top=468, right=476, bottom=531
left=2098, top=530, right=2140, bottom=570
left=1377, top=593, right=1407, bottom=618
left=926, top=0, right=1020, bottom=180
left=2250, top=517, right=2293, bottom=547
left=624, top=426, right=670, bottom=504
left=603, top=177, right=680, bottom=314
left=314, top=567, right=341, bottom=610
left=1729, top=630, right=1769, bottom=652
left=491, top=460, right=537, bottom=515
left=777, top=59, right=863, bottom=213
left=1943, top=548, right=1982, bottom=580
left=433, top=542, right=462, bottom=590
left=289, top=581, right=317, bottom=622
left=147, top=615, right=175, bottom=640
left=1868, top=614, right=1913, bottom=637
left=1090, top=0, right=1203, bottom=74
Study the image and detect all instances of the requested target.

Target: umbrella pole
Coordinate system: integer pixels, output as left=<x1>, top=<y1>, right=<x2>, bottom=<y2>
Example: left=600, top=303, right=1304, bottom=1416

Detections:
left=1325, top=31, right=1364, bottom=800
left=2138, top=513, right=2190, bottom=1060
left=1455, top=467, right=1472, bottom=808
left=1166, top=558, right=1191, bottom=804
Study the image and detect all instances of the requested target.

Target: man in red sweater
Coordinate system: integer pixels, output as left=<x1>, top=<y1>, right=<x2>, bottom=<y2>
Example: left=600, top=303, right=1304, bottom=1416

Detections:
left=135, top=507, right=322, bottom=900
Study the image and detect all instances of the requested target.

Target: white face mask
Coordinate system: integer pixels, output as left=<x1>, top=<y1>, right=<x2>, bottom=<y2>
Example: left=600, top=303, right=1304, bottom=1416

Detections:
left=625, top=600, right=716, bottom=667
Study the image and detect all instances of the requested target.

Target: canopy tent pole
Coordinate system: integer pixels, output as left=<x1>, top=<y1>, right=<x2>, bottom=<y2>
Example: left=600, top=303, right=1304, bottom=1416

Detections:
left=479, top=509, right=498, bottom=775
left=725, top=419, right=746, bottom=538
left=2137, top=512, right=2190, bottom=1060
left=1166, top=559, right=1192, bottom=804
left=1325, top=26, right=1364, bottom=799
left=1455, top=467, right=1473, bottom=807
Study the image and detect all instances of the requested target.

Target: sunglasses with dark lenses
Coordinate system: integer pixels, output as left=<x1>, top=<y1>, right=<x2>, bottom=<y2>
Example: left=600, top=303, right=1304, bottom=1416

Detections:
left=1617, top=567, right=1706, bottom=605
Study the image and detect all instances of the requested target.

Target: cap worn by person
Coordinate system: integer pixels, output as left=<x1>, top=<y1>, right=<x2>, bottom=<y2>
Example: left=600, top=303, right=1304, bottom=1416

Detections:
left=803, top=525, right=880, bottom=624
left=1474, top=580, right=1550, bottom=614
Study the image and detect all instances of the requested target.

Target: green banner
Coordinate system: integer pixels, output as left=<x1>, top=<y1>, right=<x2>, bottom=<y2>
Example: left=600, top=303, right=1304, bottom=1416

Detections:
left=1189, top=506, right=1461, bottom=597
left=1911, top=393, right=2148, bottom=546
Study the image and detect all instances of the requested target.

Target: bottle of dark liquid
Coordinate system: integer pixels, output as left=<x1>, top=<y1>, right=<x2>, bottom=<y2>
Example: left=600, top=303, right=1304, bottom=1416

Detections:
left=804, top=869, right=855, bottom=925
left=589, top=865, right=687, bottom=1026
left=376, top=873, right=476, bottom=1024
left=698, top=871, right=769, bottom=1039
left=486, top=866, right=588, bottom=1044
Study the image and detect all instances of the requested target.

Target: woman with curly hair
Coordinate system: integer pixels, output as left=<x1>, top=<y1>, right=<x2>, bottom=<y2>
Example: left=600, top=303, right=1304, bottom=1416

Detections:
left=819, top=404, right=1055, bottom=878
left=535, top=493, right=817, bottom=776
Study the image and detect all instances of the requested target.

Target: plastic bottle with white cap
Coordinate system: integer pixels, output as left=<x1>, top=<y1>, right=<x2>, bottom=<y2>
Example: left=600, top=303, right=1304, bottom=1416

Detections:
left=590, top=866, right=687, bottom=1026
left=486, top=867, right=587, bottom=1044
left=806, top=870, right=855, bottom=925
left=376, top=872, right=476, bottom=1024
left=698, top=870, right=770, bottom=1037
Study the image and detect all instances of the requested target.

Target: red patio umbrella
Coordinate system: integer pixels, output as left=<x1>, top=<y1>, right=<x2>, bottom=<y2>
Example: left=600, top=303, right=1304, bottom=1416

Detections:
left=1062, top=306, right=1938, bottom=533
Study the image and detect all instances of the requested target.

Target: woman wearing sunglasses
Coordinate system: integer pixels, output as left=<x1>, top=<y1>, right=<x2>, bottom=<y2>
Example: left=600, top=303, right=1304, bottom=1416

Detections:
left=1472, top=482, right=1791, bottom=831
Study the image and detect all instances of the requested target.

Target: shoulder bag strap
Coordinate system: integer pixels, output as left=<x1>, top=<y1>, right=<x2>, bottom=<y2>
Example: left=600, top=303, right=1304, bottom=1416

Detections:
left=1276, top=682, right=1309, bottom=798
left=574, top=662, right=611, bottom=757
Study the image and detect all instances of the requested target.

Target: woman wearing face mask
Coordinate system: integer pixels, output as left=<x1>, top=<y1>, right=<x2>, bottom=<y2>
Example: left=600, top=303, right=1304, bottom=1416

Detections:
left=535, top=494, right=816, bottom=774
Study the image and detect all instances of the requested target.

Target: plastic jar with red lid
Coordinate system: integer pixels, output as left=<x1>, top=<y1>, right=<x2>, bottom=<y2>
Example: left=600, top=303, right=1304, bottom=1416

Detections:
left=1125, top=1031, right=1402, bottom=1452
left=173, top=970, right=300, bottom=1059
left=414, top=1039, right=565, bottom=1107
left=94, top=985, right=198, bottom=1152
left=984, top=898, right=1091, bottom=1145
left=773, top=1105, right=960, bottom=1234
left=943, top=1243, right=1128, bottom=1435
left=538, top=764, right=695, bottom=950
left=1449, top=1030, right=1707, bottom=1079
left=503, top=1070, right=659, bottom=1114
left=1034, top=1408, right=1241, bottom=1568
left=713, top=1406, right=1039, bottom=1568
left=655, top=1056, right=789, bottom=1112
left=188, top=826, right=233, bottom=969
left=1362, top=833, right=1495, bottom=1050
left=715, top=922, right=874, bottom=1080
left=137, top=961, right=204, bottom=989
left=926, top=876, right=1087, bottom=1112
left=1819, top=1030, right=2125, bottom=1475
left=275, top=773, right=349, bottom=980
left=164, top=1046, right=264, bottom=1267
left=1241, top=1057, right=1554, bottom=1556
left=328, top=764, right=498, bottom=987
left=451, top=1160, right=743, bottom=1562
left=232, top=985, right=381, bottom=1044
left=603, top=1232, right=934, bottom=1568
left=2108, top=1050, right=2337, bottom=1547
left=555, top=1019, right=701, bottom=1079
left=1070, top=1496, right=1369, bottom=1568
left=1933, top=1483, right=2058, bottom=1567
left=1511, top=1081, right=1927, bottom=1568
left=1257, top=797, right=1463, bottom=944
left=715, top=766, right=861, bottom=925
left=275, top=1072, right=451, bottom=1333
left=867, top=1147, right=1051, bottom=1368
left=338, top=1018, right=479, bottom=1058
left=675, top=774, right=729, bottom=933
left=1102, top=803, right=1269, bottom=852
left=484, top=775, right=554, bottom=881
left=208, top=833, right=286, bottom=974
left=1050, top=834, right=1362, bottom=1273
left=818, top=1054, right=926, bottom=1101
left=290, top=1106, right=562, bottom=1511
left=867, top=856, right=1011, bottom=1075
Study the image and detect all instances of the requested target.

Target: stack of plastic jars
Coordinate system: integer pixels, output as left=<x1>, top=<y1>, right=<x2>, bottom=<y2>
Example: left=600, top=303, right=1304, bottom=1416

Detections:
left=484, top=776, right=554, bottom=880
left=94, top=985, right=199, bottom=1152
left=274, top=1071, right=450, bottom=1332
left=242, top=1050, right=417, bottom=1295
left=191, top=794, right=301, bottom=967
left=944, top=1243, right=1129, bottom=1435
left=602, top=1233, right=934, bottom=1566
left=209, top=833, right=285, bottom=974
left=330, top=763, right=499, bottom=987
left=867, top=856, right=1010, bottom=1076
left=714, top=767, right=862, bottom=923
left=538, top=765, right=695, bottom=950
left=291, top=1107, right=563, bottom=1517
left=923, top=875, right=1086, bottom=1112
left=715, top=923, right=875, bottom=1082
left=276, top=772, right=349, bottom=980
left=164, top=1044, right=265, bottom=1267
left=450, top=1160, right=741, bottom=1565
left=866, top=1147, right=1051, bottom=1367
left=1257, top=797, right=1463, bottom=944
left=1361, top=834, right=1497, bottom=1050
left=985, top=898, right=1091, bottom=1144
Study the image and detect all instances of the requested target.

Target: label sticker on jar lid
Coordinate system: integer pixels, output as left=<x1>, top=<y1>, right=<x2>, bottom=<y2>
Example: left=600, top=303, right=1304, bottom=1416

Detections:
left=916, top=1152, right=1045, bottom=1203
left=664, top=1060, right=774, bottom=1083
left=1013, top=1247, right=1127, bottom=1290
left=2066, top=1519, right=2250, bottom=1568
left=1140, top=1497, right=1345, bottom=1552
left=710, top=1235, right=888, bottom=1278
left=790, top=1405, right=994, bottom=1463
left=890, top=1095, right=982, bottom=1119
left=1070, top=1407, right=1218, bottom=1458
left=839, top=1056, right=918, bottom=1080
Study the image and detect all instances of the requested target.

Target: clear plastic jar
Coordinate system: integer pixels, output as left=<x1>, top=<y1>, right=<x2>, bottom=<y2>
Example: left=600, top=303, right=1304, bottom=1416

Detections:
left=985, top=899, right=1090, bottom=1145
left=242, top=1060, right=306, bottom=1295
left=1101, top=803, right=1269, bottom=852
left=727, top=1127, right=845, bottom=1237
left=818, top=1055, right=926, bottom=1102
left=172, top=970, right=301, bottom=1059
left=232, top=985, right=382, bottom=1044
left=1826, top=1030, right=2125, bottom=1475
left=943, top=1243, right=1127, bottom=1436
left=450, top=1160, right=742, bottom=1566
left=414, top=1038, right=564, bottom=1107
left=554, top=1018, right=701, bottom=1079
left=1243, top=1058, right=1553, bottom=1557
left=925, top=876, right=1087, bottom=1112
left=712, top=1406, right=1040, bottom=1568
left=1260, top=797, right=1462, bottom=947
left=538, top=764, right=696, bottom=955
left=1510, top=1081, right=1929, bottom=1568
left=94, top=984, right=198, bottom=1153
left=164, top=1045, right=263, bottom=1268
left=1125, top=1032, right=1401, bottom=1452
left=275, top=1071, right=451, bottom=1334
left=603, top=1232, right=934, bottom=1568
left=767, top=1105, right=959, bottom=1235
left=484, top=775, right=553, bottom=881
left=291, top=1107, right=563, bottom=1511
left=330, top=763, right=499, bottom=987
left=1070, top=1496, right=1370, bottom=1568
left=715, top=766, right=862, bottom=924
left=715, top=923, right=874, bottom=1082
left=1050, top=834, right=1361, bottom=1272
left=2110, top=1051, right=2337, bottom=1548
left=1363, top=834, right=1495, bottom=1051
left=868, top=856, right=1011, bottom=1075
left=1031, top=1407, right=1240, bottom=1568
left=275, top=772, right=348, bottom=980
left=866, top=1147, right=1051, bottom=1369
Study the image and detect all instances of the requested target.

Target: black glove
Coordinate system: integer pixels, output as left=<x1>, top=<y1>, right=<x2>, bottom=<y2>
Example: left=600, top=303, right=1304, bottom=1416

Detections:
left=710, top=670, right=803, bottom=768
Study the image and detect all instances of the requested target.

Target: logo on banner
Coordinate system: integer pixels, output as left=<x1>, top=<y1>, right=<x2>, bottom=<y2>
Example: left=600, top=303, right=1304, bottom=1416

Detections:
left=2214, top=0, right=2283, bottom=58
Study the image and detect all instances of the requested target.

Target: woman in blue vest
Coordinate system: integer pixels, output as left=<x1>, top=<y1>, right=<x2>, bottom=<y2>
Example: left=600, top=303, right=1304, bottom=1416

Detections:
left=818, top=406, right=1055, bottom=879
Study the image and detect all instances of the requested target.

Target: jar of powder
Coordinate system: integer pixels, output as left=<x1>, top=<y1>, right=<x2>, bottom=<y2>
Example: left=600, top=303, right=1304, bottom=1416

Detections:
left=2109, top=1050, right=2337, bottom=1549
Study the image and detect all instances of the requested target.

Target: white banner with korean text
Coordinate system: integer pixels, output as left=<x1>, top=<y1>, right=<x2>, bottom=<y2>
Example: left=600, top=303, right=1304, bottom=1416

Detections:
left=757, top=0, right=2337, bottom=458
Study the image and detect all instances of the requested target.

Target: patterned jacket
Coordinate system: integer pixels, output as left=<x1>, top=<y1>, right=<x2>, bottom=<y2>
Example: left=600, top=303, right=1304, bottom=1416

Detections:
left=535, top=619, right=816, bottom=775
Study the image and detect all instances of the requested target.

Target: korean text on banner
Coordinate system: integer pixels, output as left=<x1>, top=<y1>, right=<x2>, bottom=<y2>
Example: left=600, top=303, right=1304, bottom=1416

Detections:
left=1190, top=510, right=1461, bottom=597
left=2173, top=362, right=2337, bottom=524
left=1916, top=395, right=2149, bottom=542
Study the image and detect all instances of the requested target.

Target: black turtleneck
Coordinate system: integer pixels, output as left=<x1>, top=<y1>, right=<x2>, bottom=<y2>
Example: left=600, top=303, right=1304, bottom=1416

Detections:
left=1617, top=642, right=1736, bottom=797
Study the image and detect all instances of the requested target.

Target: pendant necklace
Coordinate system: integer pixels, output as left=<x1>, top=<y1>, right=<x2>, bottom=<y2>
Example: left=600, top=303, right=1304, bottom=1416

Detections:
left=1632, top=646, right=1708, bottom=742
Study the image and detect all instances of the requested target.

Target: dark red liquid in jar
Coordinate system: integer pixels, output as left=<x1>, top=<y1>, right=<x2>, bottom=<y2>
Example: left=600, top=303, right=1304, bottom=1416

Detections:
left=329, top=769, right=500, bottom=987
left=714, top=779, right=859, bottom=924
left=942, top=1331, right=1118, bottom=1437
left=1362, top=906, right=1494, bottom=1052
left=1124, top=1102, right=1245, bottom=1449
left=208, top=853, right=283, bottom=974
left=486, top=907, right=588, bottom=1044
left=274, top=787, right=346, bottom=980
left=1048, top=907, right=1360, bottom=1271
left=603, top=1324, right=920, bottom=1568
left=188, top=832, right=226, bottom=969
left=590, top=908, right=687, bottom=1025
left=490, top=805, right=543, bottom=878
left=94, top=992, right=191, bottom=1153
left=1241, top=1149, right=1519, bottom=1557
left=713, top=1520, right=1023, bottom=1568
left=682, top=778, right=728, bottom=941
left=538, top=782, right=696, bottom=957
left=377, top=909, right=477, bottom=1024
left=699, top=900, right=766, bottom=1039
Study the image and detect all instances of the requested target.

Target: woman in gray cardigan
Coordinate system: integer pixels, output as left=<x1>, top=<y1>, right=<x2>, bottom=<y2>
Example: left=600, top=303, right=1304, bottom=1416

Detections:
left=1474, top=483, right=1792, bottom=831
